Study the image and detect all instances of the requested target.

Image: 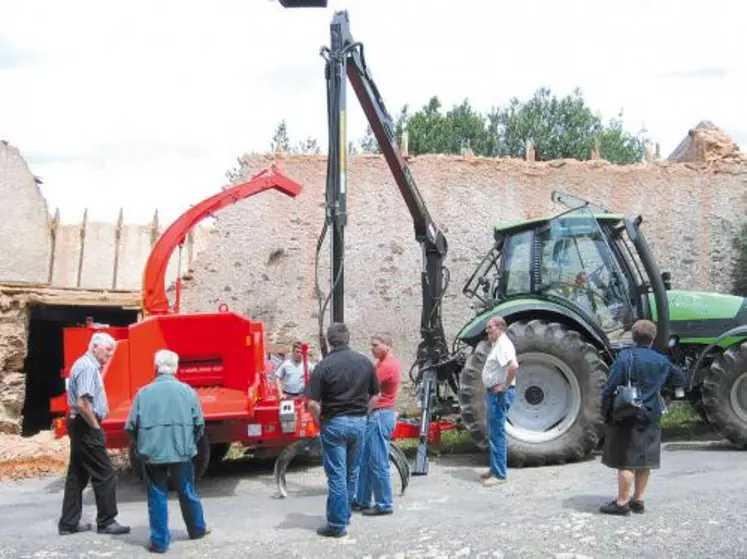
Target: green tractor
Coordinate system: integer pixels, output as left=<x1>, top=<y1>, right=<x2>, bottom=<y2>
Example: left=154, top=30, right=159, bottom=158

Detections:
left=454, top=191, right=747, bottom=466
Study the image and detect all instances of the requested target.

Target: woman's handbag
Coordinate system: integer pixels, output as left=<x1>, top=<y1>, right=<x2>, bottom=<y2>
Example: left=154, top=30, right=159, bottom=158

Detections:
left=612, top=351, right=643, bottom=422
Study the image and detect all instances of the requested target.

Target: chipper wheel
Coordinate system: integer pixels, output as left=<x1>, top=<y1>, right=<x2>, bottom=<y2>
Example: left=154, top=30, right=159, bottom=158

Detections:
left=273, top=436, right=411, bottom=498
left=702, top=342, right=747, bottom=449
left=458, top=319, right=607, bottom=467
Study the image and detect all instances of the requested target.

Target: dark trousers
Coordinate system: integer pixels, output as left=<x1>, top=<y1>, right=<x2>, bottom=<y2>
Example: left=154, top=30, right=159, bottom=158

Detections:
left=143, top=460, right=207, bottom=551
left=59, top=416, right=119, bottom=531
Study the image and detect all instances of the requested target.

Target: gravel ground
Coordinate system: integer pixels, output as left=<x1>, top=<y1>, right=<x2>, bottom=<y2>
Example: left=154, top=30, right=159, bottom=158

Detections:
left=0, top=440, right=745, bottom=558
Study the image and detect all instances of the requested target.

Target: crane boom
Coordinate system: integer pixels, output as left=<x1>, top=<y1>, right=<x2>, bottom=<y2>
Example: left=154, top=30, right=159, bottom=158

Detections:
left=320, top=10, right=461, bottom=475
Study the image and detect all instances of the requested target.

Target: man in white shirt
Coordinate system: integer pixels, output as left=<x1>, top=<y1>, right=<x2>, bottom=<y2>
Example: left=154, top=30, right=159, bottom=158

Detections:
left=274, top=341, right=314, bottom=397
left=481, top=316, right=519, bottom=487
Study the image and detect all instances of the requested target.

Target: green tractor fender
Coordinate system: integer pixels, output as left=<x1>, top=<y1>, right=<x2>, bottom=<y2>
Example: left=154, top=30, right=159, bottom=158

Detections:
left=688, top=324, right=747, bottom=390
left=456, top=297, right=612, bottom=352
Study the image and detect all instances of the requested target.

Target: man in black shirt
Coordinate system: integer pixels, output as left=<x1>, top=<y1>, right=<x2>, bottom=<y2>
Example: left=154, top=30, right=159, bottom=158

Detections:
left=307, top=322, right=380, bottom=538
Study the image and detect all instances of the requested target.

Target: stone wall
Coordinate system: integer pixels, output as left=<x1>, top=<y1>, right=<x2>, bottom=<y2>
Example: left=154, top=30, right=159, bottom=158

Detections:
left=0, top=140, right=213, bottom=291
left=0, top=142, right=51, bottom=284
left=180, top=154, right=747, bottom=365
left=0, top=291, right=28, bottom=434
left=49, top=219, right=214, bottom=291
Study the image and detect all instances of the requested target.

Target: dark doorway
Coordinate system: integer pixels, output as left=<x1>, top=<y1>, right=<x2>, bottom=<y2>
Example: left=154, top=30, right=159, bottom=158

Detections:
left=21, top=304, right=139, bottom=437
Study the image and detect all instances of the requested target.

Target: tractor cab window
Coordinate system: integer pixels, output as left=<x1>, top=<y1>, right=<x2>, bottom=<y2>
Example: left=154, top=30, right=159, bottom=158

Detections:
left=536, top=207, right=633, bottom=334
left=502, top=230, right=533, bottom=296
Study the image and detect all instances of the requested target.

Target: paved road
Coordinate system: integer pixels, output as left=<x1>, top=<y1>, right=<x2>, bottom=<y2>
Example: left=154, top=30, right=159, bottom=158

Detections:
left=0, top=441, right=746, bottom=558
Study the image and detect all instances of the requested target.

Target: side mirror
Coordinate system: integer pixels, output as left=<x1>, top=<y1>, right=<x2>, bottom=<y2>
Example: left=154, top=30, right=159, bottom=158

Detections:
left=661, top=271, right=672, bottom=290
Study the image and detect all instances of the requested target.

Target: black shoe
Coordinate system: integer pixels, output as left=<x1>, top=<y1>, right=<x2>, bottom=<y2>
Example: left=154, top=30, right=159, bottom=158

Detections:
left=629, top=499, right=645, bottom=514
left=361, top=507, right=393, bottom=517
left=97, top=521, right=131, bottom=535
left=59, top=522, right=92, bottom=536
left=351, top=502, right=365, bottom=512
left=316, top=525, right=346, bottom=538
left=599, top=500, right=630, bottom=516
left=146, top=543, right=167, bottom=554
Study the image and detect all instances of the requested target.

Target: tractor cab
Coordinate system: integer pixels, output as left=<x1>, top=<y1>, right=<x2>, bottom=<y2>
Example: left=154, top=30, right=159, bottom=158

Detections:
left=463, top=191, right=671, bottom=351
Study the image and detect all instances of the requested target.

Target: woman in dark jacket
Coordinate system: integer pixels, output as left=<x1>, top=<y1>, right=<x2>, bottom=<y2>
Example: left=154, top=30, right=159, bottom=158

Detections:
left=600, top=319, right=685, bottom=516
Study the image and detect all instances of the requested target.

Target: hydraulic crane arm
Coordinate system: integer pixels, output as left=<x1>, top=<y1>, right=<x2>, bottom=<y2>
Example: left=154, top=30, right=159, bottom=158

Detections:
left=320, top=10, right=460, bottom=475
left=142, top=166, right=303, bottom=316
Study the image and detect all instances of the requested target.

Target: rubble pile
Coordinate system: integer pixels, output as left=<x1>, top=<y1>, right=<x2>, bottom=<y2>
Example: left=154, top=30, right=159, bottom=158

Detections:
left=675, top=122, right=747, bottom=164
left=0, top=431, right=69, bottom=480
left=695, top=125, right=747, bottom=164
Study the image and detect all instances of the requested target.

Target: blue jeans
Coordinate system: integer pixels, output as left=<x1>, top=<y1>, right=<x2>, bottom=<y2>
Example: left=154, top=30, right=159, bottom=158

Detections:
left=143, top=460, right=207, bottom=552
left=487, top=387, right=515, bottom=479
left=355, top=408, right=396, bottom=512
left=320, top=415, right=366, bottom=534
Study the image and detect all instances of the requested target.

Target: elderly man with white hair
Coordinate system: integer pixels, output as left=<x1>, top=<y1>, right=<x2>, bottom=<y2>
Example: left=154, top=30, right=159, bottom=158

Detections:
left=125, top=349, right=209, bottom=554
left=58, top=332, right=130, bottom=536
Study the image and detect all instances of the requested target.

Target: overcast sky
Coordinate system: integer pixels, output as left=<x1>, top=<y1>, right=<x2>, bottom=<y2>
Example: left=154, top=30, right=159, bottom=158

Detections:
left=1, top=0, right=744, bottom=224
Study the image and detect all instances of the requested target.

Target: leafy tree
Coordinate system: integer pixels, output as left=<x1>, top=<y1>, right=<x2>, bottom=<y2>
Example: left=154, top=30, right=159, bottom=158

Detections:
left=596, top=114, right=645, bottom=164
left=270, top=119, right=291, bottom=153
left=296, top=136, right=320, bottom=155
left=359, top=124, right=379, bottom=153
left=488, top=87, right=605, bottom=160
left=362, top=88, right=644, bottom=164
left=359, top=105, right=410, bottom=154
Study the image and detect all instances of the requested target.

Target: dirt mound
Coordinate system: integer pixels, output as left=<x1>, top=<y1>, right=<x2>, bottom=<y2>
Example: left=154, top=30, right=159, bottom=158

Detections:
left=0, top=431, right=69, bottom=480
left=0, top=431, right=131, bottom=481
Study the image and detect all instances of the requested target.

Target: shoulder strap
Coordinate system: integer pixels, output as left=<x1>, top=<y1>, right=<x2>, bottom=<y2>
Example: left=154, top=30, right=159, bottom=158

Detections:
left=625, top=349, right=635, bottom=386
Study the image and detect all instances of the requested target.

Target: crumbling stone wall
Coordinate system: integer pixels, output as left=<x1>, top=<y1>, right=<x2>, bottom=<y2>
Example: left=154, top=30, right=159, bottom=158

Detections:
left=181, top=154, right=747, bottom=367
left=0, top=291, right=27, bottom=434
left=0, top=141, right=51, bottom=284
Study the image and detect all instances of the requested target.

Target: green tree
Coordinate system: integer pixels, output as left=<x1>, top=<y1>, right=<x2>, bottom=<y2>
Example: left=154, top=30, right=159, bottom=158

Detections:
left=270, top=119, right=291, bottom=153
left=366, top=88, right=644, bottom=164
left=487, top=88, right=643, bottom=163
left=596, top=114, right=645, bottom=164
left=296, top=136, right=320, bottom=155
left=359, top=124, right=379, bottom=153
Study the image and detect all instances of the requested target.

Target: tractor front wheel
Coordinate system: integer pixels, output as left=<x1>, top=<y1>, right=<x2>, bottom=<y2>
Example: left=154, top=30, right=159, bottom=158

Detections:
left=702, top=343, right=747, bottom=449
left=458, top=319, right=607, bottom=467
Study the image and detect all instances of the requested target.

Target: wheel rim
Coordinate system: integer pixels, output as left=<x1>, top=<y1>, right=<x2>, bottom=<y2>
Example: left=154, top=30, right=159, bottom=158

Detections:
left=730, top=371, right=747, bottom=424
left=506, top=352, right=582, bottom=443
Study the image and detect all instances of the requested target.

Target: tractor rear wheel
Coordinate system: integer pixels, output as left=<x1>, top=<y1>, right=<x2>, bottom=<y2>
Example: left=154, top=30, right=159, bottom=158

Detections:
left=458, top=319, right=607, bottom=467
left=702, top=343, right=747, bottom=449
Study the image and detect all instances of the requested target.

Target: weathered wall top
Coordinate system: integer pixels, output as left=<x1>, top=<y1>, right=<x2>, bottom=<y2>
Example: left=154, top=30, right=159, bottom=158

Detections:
left=0, top=141, right=51, bottom=284
left=180, top=152, right=747, bottom=363
left=0, top=140, right=213, bottom=291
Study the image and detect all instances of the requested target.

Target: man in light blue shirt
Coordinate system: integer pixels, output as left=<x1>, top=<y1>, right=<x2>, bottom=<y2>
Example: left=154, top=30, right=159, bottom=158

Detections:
left=58, top=332, right=130, bottom=536
left=125, top=349, right=209, bottom=553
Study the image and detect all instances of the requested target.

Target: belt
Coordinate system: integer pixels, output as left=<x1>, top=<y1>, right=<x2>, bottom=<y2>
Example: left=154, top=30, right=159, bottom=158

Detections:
left=488, top=384, right=516, bottom=392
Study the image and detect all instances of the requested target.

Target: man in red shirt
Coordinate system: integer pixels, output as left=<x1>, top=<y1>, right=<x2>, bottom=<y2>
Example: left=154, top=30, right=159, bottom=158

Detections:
left=352, top=333, right=401, bottom=516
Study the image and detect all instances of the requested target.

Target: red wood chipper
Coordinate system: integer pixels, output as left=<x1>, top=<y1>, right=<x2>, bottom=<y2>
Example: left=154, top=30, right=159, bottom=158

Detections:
left=48, top=165, right=425, bottom=496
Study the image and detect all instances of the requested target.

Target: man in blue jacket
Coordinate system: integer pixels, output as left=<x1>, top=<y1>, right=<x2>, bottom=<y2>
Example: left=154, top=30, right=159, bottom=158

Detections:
left=125, top=349, right=210, bottom=553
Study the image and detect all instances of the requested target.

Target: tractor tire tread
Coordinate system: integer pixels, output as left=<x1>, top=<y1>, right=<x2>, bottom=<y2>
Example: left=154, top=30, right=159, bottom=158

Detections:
left=701, top=343, right=747, bottom=449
